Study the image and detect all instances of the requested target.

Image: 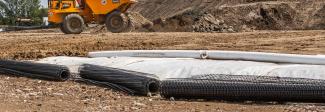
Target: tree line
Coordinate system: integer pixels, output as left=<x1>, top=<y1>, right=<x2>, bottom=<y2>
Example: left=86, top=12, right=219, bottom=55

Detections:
left=0, top=0, right=48, bottom=26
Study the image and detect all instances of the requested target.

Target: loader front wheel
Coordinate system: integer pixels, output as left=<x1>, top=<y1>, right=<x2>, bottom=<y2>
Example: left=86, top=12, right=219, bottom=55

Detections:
left=59, top=24, right=68, bottom=34
left=61, top=14, right=84, bottom=34
left=106, top=12, right=129, bottom=33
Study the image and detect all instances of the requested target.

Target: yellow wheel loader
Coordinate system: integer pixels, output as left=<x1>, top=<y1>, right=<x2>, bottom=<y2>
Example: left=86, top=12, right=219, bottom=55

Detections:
left=48, top=0, right=136, bottom=34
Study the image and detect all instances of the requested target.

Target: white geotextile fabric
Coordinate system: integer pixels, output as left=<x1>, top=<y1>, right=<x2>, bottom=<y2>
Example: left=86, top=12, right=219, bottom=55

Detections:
left=37, top=56, right=325, bottom=80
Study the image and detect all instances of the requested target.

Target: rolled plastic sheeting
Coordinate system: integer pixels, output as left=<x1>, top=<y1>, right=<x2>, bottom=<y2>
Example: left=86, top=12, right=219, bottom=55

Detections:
left=0, top=60, right=71, bottom=81
left=88, top=50, right=207, bottom=59
left=79, top=64, right=160, bottom=96
left=160, top=74, right=325, bottom=102
left=88, top=50, right=325, bottom=65
left=207, top=51, right=325, bottom=65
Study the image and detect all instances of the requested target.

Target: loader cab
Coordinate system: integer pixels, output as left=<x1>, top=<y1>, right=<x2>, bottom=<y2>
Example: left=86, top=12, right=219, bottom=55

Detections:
left=48, top=0, right=80, bottom=10
left=48, top=0, right=81, bottom=24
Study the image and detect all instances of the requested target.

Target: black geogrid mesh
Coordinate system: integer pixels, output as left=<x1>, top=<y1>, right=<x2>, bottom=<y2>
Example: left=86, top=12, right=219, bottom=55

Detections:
left=79, top=64, right=160, bottom=96
left=0, top=60, right=71, bottom=81
left=191, top=74, right=325, bottom=85
left=161, top=74, right=325, bottom=102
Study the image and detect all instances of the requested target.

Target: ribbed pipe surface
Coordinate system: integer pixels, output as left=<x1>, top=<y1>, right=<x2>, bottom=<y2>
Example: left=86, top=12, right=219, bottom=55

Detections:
left=0, top=60, right=71, bottom=81
left=191, top=74, right=325, bottom=85
left=161, top=74, right=325, bottom=102
left=79, top=64, right=160, bottom=96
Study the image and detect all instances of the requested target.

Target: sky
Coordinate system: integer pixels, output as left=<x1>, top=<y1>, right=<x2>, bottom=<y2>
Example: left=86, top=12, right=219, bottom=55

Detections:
left=41, top=0, right=47, bottom=8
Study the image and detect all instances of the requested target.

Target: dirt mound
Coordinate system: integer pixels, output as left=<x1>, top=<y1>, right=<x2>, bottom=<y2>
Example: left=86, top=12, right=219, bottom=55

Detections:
left=212, top=2, right=303, bottom=30
left=192, top=13, right=235, bottom=32
left=85, top=12, right=154, bottom=33
left=127, top=12, right=153, bottom=32
left=149, top=9, right=235, bottom=32
left=129, top=0, right=325, bottom=31
left=307, top=5, right=325, bottom=29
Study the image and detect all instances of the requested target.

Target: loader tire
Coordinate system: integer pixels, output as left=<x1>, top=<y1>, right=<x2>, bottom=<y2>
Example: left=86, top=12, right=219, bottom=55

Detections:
left=59, top=24, right=68, bottom=34
left=62, top=14, right=85, bottom=34
left=106, top=12, right=129, bottom=33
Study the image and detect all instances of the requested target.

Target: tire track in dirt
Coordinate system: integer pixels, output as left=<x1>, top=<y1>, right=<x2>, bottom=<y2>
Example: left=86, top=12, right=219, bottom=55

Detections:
left=1, top=30, right=325, bottom=60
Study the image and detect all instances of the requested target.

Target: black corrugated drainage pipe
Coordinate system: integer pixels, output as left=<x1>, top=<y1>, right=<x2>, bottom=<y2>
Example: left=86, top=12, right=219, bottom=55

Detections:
left=0, top=60, right=70, bottom=81
left=160, top=74, right=325, bottom=103
left=79, top=64, right=160, bottom=96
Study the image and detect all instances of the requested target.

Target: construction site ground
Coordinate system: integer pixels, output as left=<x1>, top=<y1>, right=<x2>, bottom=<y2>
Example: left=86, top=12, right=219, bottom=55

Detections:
left=1, top=30, right=325, bottom=112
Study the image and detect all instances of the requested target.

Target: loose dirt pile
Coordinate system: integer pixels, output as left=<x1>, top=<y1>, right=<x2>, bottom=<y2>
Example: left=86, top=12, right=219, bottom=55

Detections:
left=128, top=0, right=325, bottom=32
left=85, top=12, right=154, bottom=33
left=127, top=12, right=154, bottom=32
left=149, top=9, right=235, bottom=32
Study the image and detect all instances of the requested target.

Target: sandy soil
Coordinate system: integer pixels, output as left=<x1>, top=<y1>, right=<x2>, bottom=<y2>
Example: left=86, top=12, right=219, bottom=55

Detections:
left=130, top=0, right=325, bottom=31
left=0, top=30, right=325, bottom=111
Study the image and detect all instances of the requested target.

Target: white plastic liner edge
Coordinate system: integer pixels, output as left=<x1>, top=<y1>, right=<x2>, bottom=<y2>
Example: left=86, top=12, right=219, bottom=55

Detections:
left=207, top=51, right=325, bottom=65
left=88, top=50, right=208, bottom=59
left=88, top=50, right=325, bottom=65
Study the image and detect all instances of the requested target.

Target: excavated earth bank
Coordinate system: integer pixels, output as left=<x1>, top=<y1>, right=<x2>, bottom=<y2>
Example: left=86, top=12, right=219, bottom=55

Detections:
left=128, top=0, right=325, bottom=32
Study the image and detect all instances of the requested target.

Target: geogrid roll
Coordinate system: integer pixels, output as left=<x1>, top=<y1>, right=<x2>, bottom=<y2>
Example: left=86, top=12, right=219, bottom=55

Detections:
left=79, top=64, right=160, bottom=96
left=191, top=74, right=325, bottom=85
left=0, top=60, right=70, bottom=81
left=161, top=74, right=325, bottom=102
left=88, top=50, right=325, bottom=65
